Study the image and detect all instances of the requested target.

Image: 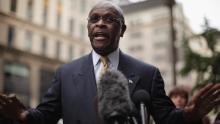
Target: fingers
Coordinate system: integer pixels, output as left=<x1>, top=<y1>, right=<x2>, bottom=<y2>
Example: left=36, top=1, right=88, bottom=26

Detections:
left=201, top=83, right=220, bottom=99
left=0, top=93, right=26, bottom=120
left=8, top=93, right=16, bottom=98
left=0, top=94, right=9, bottom=106
left=192, top=83, right=214, bottom=103
left=8, top=94, right=25, bottom=109
left=210, top=86, right=220, bottom=106
left=8, top=94, right=18, bottom=103
left=0, top=93, right=8, bottom=102
left=188, top=83, right=219, bottom=111
left=213, top=97, right=220, bottom=106
left=192, top=83, right=220, bottom=113
left=0, top=93, right=22, bottom=111
left=0, top=94, right=9, bottom=113
left=202, top=94, right=220, bottom=115
left=183, top=83, right=219, bottom=122
left=0, top=94, right=15, bottom=104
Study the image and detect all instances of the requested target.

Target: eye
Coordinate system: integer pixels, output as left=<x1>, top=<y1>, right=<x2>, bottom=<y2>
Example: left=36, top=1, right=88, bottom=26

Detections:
left=105, top=16, right=122, bottom=24
left=87, top=14, right=122, bottom=24
left=88, top=15, right=100, bottom=23
left=104, top=16, right=115, bottom=23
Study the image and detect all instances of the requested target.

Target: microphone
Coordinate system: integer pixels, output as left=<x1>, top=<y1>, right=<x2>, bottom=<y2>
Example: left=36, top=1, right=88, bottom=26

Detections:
left=132, top=90, right=151, bottom=124
left=98, top=70, right=133, bottom=124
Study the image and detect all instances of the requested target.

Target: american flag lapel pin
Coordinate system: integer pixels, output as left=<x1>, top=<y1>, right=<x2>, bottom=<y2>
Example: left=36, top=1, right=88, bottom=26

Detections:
left=128, top=79, right=133, bottom=84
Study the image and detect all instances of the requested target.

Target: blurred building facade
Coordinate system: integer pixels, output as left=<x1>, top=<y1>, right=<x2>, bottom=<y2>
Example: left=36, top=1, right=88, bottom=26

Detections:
left=0, top=0, right=91, bottom=107
left=118, top=0, right=196, bottom=91
left=0, top=0, right=195, bottom=109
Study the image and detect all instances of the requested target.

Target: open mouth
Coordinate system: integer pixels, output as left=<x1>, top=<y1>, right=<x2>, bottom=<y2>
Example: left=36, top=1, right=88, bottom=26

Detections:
left=93, top=32, right=109, bottom=40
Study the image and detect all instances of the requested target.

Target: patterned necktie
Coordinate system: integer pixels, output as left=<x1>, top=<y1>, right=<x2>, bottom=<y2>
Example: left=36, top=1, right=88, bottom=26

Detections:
left=100, top=56, right=109, bottom=74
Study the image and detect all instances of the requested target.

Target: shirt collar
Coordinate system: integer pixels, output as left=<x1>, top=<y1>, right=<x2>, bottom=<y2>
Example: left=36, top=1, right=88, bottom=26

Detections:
left=92, top=48, right=119, bottom=69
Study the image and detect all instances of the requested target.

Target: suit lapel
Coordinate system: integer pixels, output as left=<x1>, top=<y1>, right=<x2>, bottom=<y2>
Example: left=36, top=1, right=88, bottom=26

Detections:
left=73, top=52, right=140, bottom=95
left=74, top=53, right=97, bottom=95
left=118, top=51, right=140, bottom=95
left=71, top=54, right=98, bottom=124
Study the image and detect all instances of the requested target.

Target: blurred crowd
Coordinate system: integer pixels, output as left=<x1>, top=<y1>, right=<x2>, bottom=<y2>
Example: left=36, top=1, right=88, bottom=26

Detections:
left=169, top=86, right=219, bottom=124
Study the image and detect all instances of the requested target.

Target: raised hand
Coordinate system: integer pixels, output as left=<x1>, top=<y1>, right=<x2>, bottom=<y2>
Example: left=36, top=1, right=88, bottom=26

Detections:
left=183, top=83, right=220, bottom=122
left=0, top=94, right=28, bottom=121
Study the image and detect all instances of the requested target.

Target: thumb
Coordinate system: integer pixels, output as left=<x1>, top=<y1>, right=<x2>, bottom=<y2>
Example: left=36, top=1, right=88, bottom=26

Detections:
left=8, top=94, right=25, bottom=109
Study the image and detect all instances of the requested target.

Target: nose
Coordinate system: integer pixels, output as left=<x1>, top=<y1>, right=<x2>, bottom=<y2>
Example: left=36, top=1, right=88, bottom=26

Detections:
left=96, top=17, right=106, bottom=26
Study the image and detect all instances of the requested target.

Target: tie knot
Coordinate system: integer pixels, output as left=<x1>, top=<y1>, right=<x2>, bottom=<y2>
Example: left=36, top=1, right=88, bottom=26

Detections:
left=100, top=56, right=109, bottom=73
left=100, top=56, right=109, bottom=66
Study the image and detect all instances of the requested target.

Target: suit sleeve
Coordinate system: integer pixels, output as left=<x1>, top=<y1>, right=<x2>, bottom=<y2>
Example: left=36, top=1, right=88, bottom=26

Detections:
left=26, top=67, right=62, bottom=124
left=150, top=68, right=202, bottom=124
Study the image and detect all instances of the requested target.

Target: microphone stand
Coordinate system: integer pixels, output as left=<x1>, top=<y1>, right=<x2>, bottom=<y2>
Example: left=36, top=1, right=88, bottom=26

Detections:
left=140, top=102, right=148, bottom=124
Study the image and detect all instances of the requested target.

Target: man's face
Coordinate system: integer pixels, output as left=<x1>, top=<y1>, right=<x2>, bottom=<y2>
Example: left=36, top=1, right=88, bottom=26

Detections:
left=87, top=5, right=126, bottom=56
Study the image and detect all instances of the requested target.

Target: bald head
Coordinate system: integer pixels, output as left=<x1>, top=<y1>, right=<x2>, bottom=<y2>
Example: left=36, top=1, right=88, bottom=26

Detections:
left=87, top=1, right=127, bottom=56
left=89, top=1, right=125, bottom=25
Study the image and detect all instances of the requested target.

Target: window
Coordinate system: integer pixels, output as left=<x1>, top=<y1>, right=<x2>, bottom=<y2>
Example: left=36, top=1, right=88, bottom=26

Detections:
left=129, top=19, right=143, bottom=27
left=153, top=54, right=167, bottom=62
left=55, top=41, right=60, bottom=59
left=153, top=27, right=169, bottom=41
left=68, top=45, right=74, bottom=61
left=3, top=62, right=30, bottom=106
left=56, top=0, right=62, bottom=29
left=43, top=0, right=49, bottom=25
left=27, top=0, right=33, bottom=20
left=154, top=27, right=168, bottom=35
left=7, top=26, right=15, bottom=48
left=80, top=47, right=85, bottom=55
left=130, top=32, right=143, bottom=39
left=41, top=36, right=47, bottom=55
left=24, top=30, right=33, bottom=51
left=10, top=0, right=17, bottom=12
left=153, top=41, right=168, bottom=49
left=129, top=45, right=143, bottom=52
left=80, top=0, right=86, bottom=13
left=57, top=14, right=61, bottom=29
left=69, top=19, right=74, bottom=36
left=80, top=24, right=85, bottom=39
left=70, top=0, right=74, bottom=11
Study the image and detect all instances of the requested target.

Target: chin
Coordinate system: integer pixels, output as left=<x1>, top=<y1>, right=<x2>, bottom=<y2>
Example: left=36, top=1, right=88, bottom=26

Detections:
left=94, top=49, right=108, bottom=56
left=93, top=47, right=113, bottom=56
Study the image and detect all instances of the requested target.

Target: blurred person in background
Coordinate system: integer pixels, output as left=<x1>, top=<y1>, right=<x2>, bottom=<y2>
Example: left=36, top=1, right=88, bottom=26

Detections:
left=0, top=1, right=220, bottom=124
left=169, top=86, right=189, bottom=109
left=169, top=86, right=211, bottom=124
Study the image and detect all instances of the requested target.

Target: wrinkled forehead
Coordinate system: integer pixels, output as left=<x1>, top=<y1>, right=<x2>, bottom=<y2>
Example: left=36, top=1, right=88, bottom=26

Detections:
left=89, top=1, right=123, bottom=17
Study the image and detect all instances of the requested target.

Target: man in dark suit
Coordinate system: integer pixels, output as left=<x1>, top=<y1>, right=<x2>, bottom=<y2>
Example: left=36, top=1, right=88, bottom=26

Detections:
left=0, top=1, right=219, bottom=124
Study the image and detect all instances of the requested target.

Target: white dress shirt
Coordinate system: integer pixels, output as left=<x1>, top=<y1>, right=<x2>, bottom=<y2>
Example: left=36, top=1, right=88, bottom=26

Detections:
left=92, top=48, right=119, bottom=84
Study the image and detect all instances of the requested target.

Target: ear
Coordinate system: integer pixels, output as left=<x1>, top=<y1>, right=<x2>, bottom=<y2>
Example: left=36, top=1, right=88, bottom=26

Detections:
left=120, top=24, right=127, bottom=37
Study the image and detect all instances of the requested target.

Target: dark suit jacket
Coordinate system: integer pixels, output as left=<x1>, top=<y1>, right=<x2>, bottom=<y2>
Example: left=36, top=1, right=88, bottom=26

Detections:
left=26, top=51, right=198, bottom=124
